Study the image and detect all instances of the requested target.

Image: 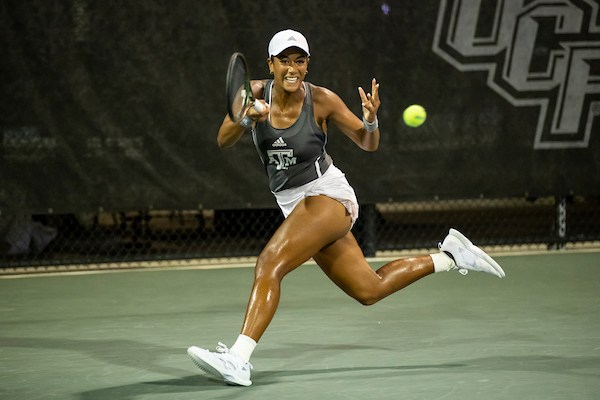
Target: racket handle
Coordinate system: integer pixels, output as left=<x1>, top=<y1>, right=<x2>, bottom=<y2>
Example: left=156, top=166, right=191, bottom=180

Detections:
left=253, top=101, right=266, bottom=112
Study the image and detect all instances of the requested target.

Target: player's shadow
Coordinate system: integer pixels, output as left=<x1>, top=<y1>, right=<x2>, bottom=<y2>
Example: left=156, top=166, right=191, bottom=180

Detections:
left=0, top=335, right=188, bottom=377
left=78, top=375, right=240, bottom=400
left=77, top=354, right=600, bottom=399
left=77, top=363, right=465, bottom=400
left=257, top=354, right=600, bottom=384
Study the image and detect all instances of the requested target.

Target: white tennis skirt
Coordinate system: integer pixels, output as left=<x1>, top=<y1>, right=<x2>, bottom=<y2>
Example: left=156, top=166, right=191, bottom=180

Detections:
left=272, top=164, right=359, bottom=227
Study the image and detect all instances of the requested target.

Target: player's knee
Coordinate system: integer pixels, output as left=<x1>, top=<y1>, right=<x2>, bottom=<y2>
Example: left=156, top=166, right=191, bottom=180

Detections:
left=357, top=297, right=378, bottom=306
left=352, top=290, right=379, bottom=306
left=255, top=247, right=287, bottom=281
left=254, top=257, right=277, bottom=281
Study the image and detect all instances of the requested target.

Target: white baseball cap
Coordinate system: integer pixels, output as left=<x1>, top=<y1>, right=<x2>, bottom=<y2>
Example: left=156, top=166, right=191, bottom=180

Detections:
left=268, top=29, right=310, bottom=57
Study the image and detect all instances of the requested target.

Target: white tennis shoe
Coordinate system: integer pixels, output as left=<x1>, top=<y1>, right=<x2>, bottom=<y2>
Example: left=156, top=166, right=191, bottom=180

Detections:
left=439, top=228, right=505, bottom=278
left=187, top=343, right=253, bottom=386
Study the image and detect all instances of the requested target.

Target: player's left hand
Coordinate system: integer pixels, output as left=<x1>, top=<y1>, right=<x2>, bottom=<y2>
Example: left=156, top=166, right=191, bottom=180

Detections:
left=358, top=78, right=380, bottom=123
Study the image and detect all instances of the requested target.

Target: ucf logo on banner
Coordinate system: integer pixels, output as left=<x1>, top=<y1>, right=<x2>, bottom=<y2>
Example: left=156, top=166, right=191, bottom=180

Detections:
left=433, top=0, right=600, bottom=150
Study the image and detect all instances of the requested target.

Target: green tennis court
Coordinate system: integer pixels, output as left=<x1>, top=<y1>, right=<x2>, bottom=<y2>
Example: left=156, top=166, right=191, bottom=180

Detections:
left=1, top=251, right=599, bottom=400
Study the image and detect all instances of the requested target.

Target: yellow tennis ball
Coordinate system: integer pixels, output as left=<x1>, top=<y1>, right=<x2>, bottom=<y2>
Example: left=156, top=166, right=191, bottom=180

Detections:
left=403, top=104, right=427, bottom=128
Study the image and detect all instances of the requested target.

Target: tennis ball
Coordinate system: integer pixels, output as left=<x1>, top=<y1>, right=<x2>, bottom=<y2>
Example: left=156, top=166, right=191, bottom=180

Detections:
left=403, top=104, right=427, bottom=128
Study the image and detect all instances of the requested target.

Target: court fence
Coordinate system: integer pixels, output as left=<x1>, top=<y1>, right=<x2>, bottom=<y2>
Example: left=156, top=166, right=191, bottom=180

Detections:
left=1, top=195, right=599, bottom=273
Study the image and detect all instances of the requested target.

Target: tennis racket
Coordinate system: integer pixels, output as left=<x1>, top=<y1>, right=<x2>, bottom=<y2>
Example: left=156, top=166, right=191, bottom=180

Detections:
left=225, top=52, right=265, bottom=123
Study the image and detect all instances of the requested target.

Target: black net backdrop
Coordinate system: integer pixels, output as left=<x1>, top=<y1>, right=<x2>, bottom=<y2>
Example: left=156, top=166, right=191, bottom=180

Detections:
left=1, top=0, right=599, bottom=269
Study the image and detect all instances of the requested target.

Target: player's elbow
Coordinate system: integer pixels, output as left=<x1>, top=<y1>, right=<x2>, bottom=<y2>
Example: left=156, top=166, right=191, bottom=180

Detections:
left=217, top=133, right=236, bottom=149
left=361, top=142, right=379, bottom=152
left=359, top=133, right=379, bottom=152
left=217, top=136, right=229, bottom=149
left=367, top=143, right=379, bottom=152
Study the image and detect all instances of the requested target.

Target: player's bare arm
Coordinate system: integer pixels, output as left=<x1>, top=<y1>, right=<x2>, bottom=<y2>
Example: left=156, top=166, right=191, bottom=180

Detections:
left=312, top=82, right=380, bottom=152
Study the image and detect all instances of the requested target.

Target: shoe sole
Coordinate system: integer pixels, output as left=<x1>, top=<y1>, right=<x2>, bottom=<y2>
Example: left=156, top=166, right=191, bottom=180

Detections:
left=449, top=229, right=505, bottom=278
left=187, top=347, right=252, bottom=386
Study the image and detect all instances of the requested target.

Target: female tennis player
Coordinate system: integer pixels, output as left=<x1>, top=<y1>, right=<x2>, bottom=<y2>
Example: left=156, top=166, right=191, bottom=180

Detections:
left=187, top=29, right=505, bottom=386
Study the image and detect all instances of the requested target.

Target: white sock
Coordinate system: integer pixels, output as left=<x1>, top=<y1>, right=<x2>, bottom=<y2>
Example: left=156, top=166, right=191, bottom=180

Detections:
left=230, top=334, right=257, bottom=363
left=430, top=252, right=456, bottom=273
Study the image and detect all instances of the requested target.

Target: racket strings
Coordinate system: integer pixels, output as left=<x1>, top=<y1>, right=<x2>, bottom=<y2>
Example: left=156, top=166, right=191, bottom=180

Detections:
left=228, top=59, right=249, bottom=121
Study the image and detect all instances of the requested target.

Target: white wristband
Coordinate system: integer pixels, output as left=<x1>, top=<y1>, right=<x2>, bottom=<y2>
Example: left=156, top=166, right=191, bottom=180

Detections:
left=363, top=116, right=379, bottom=133
left=240, top=115, right=254, bottom=129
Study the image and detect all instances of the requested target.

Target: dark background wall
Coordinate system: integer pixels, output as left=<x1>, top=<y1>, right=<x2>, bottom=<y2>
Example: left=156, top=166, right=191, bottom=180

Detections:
left=2, top=0, right=599, bottom=215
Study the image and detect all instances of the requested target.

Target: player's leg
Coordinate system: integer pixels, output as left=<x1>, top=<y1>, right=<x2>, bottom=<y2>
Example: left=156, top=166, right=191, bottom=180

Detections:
left=314, top=228, right=505, bottom=305
left=239, top=195, right=352, bottom=341
left=188, top=195, right=352, bottom=385
left=313, top=232, right=435, bottom=305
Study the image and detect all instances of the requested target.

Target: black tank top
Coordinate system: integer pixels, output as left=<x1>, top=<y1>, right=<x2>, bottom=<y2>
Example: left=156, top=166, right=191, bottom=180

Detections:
left=252, top=80, right=332, bottom=192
